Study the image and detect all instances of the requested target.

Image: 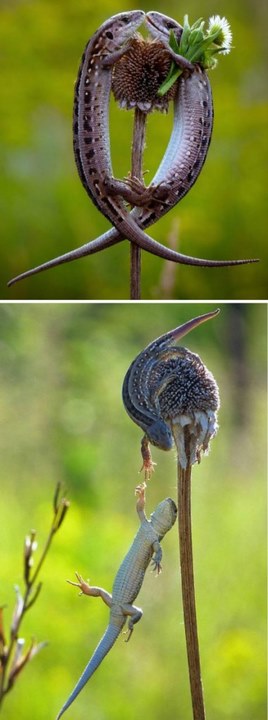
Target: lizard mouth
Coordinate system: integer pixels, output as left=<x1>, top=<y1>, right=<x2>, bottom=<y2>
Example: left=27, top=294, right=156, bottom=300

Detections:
left=145, top=12, right=176, bottom=39
left=145, top=13, right=167, bottom=36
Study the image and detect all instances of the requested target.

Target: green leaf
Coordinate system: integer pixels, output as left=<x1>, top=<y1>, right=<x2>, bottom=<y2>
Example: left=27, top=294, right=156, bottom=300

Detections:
left=157, top=12, right=233, bottom=97
left=169, top=29, right=180, bottom=53
left=158, top=67, right=182, bottom=96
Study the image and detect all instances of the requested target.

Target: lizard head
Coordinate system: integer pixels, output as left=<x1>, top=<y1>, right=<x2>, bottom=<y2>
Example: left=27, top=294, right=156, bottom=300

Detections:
left=150, top=497, right=177, bottom=535
left=146, top=11, right=183, bottom=44
left=146, top=419, right=173, bottom=451
left=105, top=10, right=145, bottom=47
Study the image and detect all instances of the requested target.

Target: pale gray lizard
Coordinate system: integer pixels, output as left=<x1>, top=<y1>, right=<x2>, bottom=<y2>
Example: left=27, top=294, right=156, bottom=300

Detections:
left=8, top=13, right=257, bottom=288
left=56, top=483, right=177, bottom=718
left=122, top=309, right=219, bottom=476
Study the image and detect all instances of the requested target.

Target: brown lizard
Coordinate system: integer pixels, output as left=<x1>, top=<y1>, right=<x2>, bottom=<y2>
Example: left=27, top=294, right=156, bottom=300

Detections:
left=8, top=13, right=257, bottom=287
left=122, top=309, right=220, bottom=476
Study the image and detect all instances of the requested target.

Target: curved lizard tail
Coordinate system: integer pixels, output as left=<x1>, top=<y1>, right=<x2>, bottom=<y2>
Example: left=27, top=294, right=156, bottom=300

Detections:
left=7, top=235, right=259, bottom=288
left=7, top=231, right=120, bottom=287
left=56, top=623, right=122, bottom=719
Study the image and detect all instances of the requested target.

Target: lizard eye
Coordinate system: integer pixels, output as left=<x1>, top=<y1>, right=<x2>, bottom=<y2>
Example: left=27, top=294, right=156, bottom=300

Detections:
left=164, top=19, right=183, bottom=35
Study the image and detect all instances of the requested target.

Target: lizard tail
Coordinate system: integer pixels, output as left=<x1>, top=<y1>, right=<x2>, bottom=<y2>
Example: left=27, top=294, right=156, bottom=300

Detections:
left=56, top=623, right=122, bottom=719
left=7, top=231, right=120, bottom=287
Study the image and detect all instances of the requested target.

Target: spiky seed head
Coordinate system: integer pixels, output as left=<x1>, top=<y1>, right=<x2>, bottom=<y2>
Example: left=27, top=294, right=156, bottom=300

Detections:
left=155, top=347, right=220, bottom=468
left=112, top=36, right=179, bottom=113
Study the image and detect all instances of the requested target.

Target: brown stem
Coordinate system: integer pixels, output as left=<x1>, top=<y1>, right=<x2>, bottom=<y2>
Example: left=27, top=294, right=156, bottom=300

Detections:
left=130, top=108, right=147, bottom=300
left=0, top=529, right=54, bottom=707
left=175, top=428, right=206, bottom=720
left=0, top=489, right=69, bottom=709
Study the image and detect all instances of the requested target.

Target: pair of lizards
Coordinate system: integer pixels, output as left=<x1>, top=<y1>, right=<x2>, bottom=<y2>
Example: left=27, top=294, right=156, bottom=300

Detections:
left=56, top=309, right=218, bottom=718
left=8, top=11, right=257, bottom=288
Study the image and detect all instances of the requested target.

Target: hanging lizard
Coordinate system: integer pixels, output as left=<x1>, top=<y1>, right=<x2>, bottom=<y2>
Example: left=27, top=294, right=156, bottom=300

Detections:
left=56, top=483, right=177, bottom=718
left=8, top=13, right=258, bottom=287
left=122, top=309, right=220, bottom=476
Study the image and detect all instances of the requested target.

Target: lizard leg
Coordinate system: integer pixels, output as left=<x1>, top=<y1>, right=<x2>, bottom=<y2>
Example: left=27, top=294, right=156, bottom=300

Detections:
left=67, top=572, right=112, bottom=608
left=167, top=48, right=195, bottom=71
left=124, top=176, right=171, bottom=203
left=151, top=541, right=162, bottom=574
left=135, top=482, right=147, bottom=522
left=101, top=44, right=135, bottom=68
left=140, top=436, right=156, bottom=479
left=102, top=176, right=167, bottom=207
left=121, top=603, right=143, bottom=642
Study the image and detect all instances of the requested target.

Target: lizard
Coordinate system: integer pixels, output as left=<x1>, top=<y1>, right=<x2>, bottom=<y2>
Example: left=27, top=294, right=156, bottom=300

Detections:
left=56, top=483, right=177, bottom=719
left=7, top=12, right=258, bottom=287
left=122, top=309, right=220, bottom=476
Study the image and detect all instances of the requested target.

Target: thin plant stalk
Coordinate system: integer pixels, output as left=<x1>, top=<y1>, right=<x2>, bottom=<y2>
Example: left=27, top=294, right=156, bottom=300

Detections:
left=0, top=484, right=69, bottom=708
left=174, top=425, right=206, bottom=720
left=130, top=108, right=147, bottom=300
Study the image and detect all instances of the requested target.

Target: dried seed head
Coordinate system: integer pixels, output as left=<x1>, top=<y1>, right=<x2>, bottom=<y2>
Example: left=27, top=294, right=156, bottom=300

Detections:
left=112, top=36, right=178, bottom=113
left=154, top=348, right=219, bottom=417
left=154, top=347, right=220, bottom=468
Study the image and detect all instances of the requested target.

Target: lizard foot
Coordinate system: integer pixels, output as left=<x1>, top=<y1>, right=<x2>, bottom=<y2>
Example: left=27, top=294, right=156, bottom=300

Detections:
left=123, top=627, right=133, bottom=643
left=150, top=557, right=162, bottom=575
left=122, top=175, right=156, bottom=206
left=102, top=176, right=149, bottom=206
left=67, top=572, right=91, bottom=596
left=140, top=436, right=156, bottom=479
left=135, top=482, right=146, bottom=515
left=135, top=481, right=146, bottom=500
left=124, top=175, right=170, bottom=205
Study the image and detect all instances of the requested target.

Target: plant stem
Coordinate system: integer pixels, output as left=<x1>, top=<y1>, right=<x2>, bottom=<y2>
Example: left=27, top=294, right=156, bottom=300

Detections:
left=0, top=525, right=54, bottom=707
left=130, top=108, right=147, bottom=300
left=174, top=426, right=206, bottom=720
left=0, top=490, right=68, bottom=708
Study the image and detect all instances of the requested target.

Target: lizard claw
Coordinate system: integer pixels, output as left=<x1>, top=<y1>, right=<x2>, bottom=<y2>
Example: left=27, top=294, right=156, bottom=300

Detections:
left=150, top=559, right=162, bottom=575
left=135, top=482, right=146, bottom=497
left=122, top=627, right=133, bottom=642
left=67, top=573, right=91, bottom=596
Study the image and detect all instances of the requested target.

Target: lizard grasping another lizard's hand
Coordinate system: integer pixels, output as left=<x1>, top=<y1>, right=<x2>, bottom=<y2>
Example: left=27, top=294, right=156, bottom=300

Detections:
left=56, top=484, right=177, bottom=719
left=8, top=12, right=258, bottom=288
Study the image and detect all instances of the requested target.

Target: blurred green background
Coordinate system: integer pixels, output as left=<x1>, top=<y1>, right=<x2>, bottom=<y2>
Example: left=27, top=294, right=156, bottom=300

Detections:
left=0, top=302, right=266, bottom=719
left=1, top=0, right=267, bottom=299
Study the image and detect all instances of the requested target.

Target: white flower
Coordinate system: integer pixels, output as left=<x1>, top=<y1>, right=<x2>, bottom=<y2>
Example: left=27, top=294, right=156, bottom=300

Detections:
left=208, top=15, right=232, bottom=54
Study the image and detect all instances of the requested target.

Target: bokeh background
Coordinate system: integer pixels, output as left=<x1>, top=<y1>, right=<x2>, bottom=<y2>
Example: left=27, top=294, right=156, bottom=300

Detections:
left=1, top=0, right=267, bottom=300
left=0, top=302, right=266, bottom=719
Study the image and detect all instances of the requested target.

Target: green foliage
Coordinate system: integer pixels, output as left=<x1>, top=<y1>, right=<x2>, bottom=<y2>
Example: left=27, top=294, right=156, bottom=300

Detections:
left=158, top=14, right=231, bottom=97
left=0, top=303, right=266, bottom=719
left=0, top=0, right=267, bottom=299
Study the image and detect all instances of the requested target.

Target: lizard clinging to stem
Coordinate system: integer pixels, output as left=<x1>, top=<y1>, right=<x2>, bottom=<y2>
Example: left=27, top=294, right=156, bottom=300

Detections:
left=122, top=308, right=220, bottom=477
left=8, top=12, right=258, bottom=288
left=56, top=483, right=177, bottom=719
